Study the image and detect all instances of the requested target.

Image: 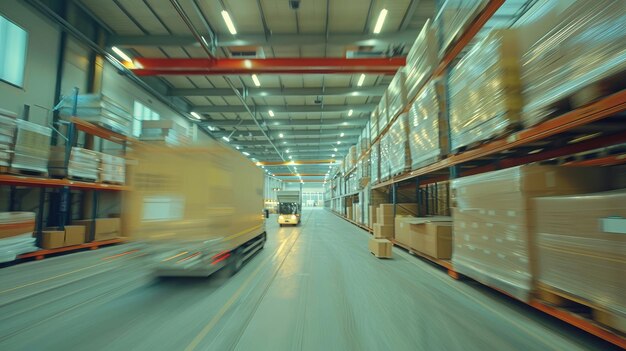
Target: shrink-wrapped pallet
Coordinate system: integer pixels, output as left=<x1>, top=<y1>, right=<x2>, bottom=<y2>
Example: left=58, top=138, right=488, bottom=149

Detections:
left=0, top=212, right=37, bottom=263
left=360, top=123, right=370, bottom=154
left=405, top=20, right=438, bottom=102
left=100, top=153, right=125, bottom=184
left=386, top=69, right=408, bottom=122
left=377, top=93, right=389, bottom=136
left=435, top=0, right=489, bottom=57
left=451, top=165, right=608, bottom=301
left=449, top=29, right=522, bottom=151
left=370, top=108, right=379, bottom=142
left=0, top=109, right=17, bottom=167
left=140, top=120, right=190, bottom=146
left=518, top=0, right=626, bottom=127
left=60, top=94, right=132, bottom=135
left=387, top=113, right=410, bottom=176
left=535, top=189, right=626, bottom=330
left=379, top=133, right=391, bottom=181
left=49, top=147, right=100, bottom=181
left=12, top=120, right=52, bottom=174
left=370, top=142, right=380, bottom=184
left=408, top=82, right=447, bottom=169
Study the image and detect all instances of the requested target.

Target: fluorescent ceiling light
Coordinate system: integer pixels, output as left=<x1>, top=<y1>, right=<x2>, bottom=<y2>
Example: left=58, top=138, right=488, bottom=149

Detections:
left=256, top=162, right=262, bottom=166
left=357, top=74, right=365, bottom=87
left=348, top=109, right=353, bottom=117
left=332, top=154, right=335, bottom=157
left=337, top=141, right=341, bottom=145
left=222, top=136, right=230, bottom=142
left=286, top=149, right=290, bottom=153
left=235, top=146, right=241, bottom=149
left=242, top=151, right=250, bottom=156
left=244, top=59, right=252, bottom=68
left=373, top=9, right=388, bottom=34
left=221, top=10, right=237, bottom=35
left=282, top=141, right=287, bottom=144
left=279, top=133, right=284, bottom=138
left=269, top=110, right=275, bottom=117
left=288, top=156, right=293, bottom=159
left=252, top=74, right=261, bottom=87
left=190, top=112, right=202, bottom=120
left=340, top=132, right=345, bottom=137
left=334, top=148, right=338, bottom=152
left=112, top=46, right=132, bottom=62
left=296, top=173, right=300, bottom=177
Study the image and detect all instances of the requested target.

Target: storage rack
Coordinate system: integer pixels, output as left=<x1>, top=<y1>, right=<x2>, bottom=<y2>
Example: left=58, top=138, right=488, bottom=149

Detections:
left=1, top=92, right=130, bottom=261
left=326, top=0, right=626, bottom=348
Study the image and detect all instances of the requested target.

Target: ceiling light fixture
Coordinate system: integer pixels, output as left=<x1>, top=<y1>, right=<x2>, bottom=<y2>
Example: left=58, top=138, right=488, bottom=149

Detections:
left=278, top=133, right=284, bottom=138
left=334, top=148, right=338, bottom=152
left=340, top=132, right=345, bottom=137
left=282, top=141, right=287, bottom=144
left=112, top=46, right=132, bottom=63
left=337, top=141, right=341, bottom=145
left=357, top=74, right=365, bottom=87
left=373, top=9, right=388, bottom=34
left=252, top=74, right=261, bottom=87
left=221, top=10, right=237, bottom=35
left=332, top=154, right=335, bottom=157
left=242, top=151, right=250, bottom=156
left=348, top=109, right=353, bottom=117
left=190, top=112, right=202, bottom=120
left=269, top=110, right=275, bottom=117
left=288, top=156, right=293, bottom=159
left=286, top=149, right=290, bottom=153
left=222, top=136, right=230, bottom=142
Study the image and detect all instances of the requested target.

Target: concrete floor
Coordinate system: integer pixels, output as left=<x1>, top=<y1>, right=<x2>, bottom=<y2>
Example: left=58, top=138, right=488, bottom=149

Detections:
left=0, top=208, right=619, bottom=351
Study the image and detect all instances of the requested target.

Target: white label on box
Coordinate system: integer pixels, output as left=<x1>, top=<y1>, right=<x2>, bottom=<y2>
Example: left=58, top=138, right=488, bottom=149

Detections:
left=472, top=222, right=478, bottom=229
left=496, top=238, right=503, bottom=243
left=600, top=217, right=626, bottom=234
left=497, top=253, right=506, bottom=259
left=482, top=235, right=488, bottom=240
left=484, top=249, right=491, bottom=255
left=479, top=209, right=485, bottom=215
left=488, top=210, right=495, bottom=216
left=486, top=223, right=494, bottom=228
left=507, top=210, right=516, bottom=217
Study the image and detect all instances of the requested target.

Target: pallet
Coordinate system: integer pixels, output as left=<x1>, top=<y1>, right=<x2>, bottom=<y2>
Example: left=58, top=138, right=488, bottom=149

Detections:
left=452, top=122, right=522, bottom=154
left=100, top=179, right=125, bottom=185
left=17, top=238, right=126, bottom=261
left=536, top=283, right=626, bottom=334
left=7, top=167, right=49, bottom=178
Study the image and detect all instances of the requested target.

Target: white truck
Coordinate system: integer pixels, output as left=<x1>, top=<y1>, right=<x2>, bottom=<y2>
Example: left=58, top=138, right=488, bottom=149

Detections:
left=277, top=191, right=302, bottom=226
left=123, top=142, right=267, bottom=277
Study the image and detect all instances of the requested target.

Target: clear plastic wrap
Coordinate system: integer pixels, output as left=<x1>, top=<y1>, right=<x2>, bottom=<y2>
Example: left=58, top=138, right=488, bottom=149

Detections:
left=379, top=133, right=391, bottom=181
left=140, top=120, right=190, bottom=146
left=518, top=0, right=626, bottom=127
left=360, top=122, right=370, bottom=154
left=449, top=29, right=521, bottom=151
left=345, top=145, right=357, bottom=169
left=405, top=19, right=438, bottom=102
left=535, top=190, right=626, bottom=324
left=100, top=153, right=126, bottom=184
left=60, top=94, right=132, bottom=135
left=0, top=110, right=17, bottom=167
left=369, top=107, right=379, bottom=142
left=387, top=113, right=410, bottom=176
left=12, top=119, right=52, bottom=173
left=49, top=146, right=101, bottom=181
left=386, top=69, right=407, bottom=122
left=377, top=93, right=389, bottom=136
left=451, top=165, right=609, bottom=301
left=408, top=81, right=445, bottom=169
left=370, top=142, right=380, bottom=184
left=434, top=0, right=489, bottom=57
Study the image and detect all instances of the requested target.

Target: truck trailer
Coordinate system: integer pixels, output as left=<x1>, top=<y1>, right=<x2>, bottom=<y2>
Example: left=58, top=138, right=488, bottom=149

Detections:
left=122, top=142, right=266, bottom=277
left=277, top=190, right=302, bottom=226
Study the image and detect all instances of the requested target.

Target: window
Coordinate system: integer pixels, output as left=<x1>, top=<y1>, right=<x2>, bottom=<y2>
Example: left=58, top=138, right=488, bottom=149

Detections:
left=133, top=101, right=160, bottom=137
left=0, top=14, right=28, bottom=87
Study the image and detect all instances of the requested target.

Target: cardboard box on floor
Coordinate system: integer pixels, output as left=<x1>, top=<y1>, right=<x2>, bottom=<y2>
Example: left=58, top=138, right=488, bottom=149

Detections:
left=41, top=230, right=64, bottom=249
left=73, top=218, right=121, bottom=242
left=373, top=223, right=394, bottom=239
left=369, top=238, right=392, bottom=258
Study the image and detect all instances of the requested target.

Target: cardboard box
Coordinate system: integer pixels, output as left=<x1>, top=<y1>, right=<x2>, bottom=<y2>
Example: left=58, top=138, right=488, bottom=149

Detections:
left=41, top=231, right=65, bottom=249
left=423, top=222, right=453, bottom=259
left=377, top=213, right=395, bottom=226
left=369, top=238, right=392, bottom=258
left=64, top=225, right=85, bottom=246
left=404, top=217, right=452, bottom=252
left=369, top=205, right=378, bottom=227
left=379, top=203, right=419, bottom=218
left=73, top=218, right=121, bottom=242
left=373, top=223, right=394, bottom=239
left=394, top=216, right=416, bottom=246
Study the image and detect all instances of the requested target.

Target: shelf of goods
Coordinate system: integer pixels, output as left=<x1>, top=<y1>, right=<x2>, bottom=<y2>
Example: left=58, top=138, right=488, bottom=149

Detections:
left=1, top=96, right=130, bottom=264
left=329, top=0, right=626, bottom=348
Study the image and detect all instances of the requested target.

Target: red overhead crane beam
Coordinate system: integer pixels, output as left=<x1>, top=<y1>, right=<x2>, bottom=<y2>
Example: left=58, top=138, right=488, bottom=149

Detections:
left=129, top=57, right=405, bottom=76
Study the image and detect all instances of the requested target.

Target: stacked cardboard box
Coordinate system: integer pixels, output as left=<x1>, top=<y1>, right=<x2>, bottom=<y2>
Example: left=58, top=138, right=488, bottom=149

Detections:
left=100, top=153, right=125, bottom=184
left=449, top=29, right=522, bottom=151
left=59, top=94, right=132, bottom=135
left=73, top=218, right=121, bottom=242
left=369, top=205, right=377, bottom=229
left=387, top=113, right=411, bottom=176
left=0, top=109, right=17, bottom=167
left=517, top=0, right=626, bottom=126
left=535, top=189, right=626, bottom=331
left=0, top=212, right=37, bottom=263
left=394, top=216, right=452, bottom=258
left=370, top=108, right=379, bottom=142
left=405, top=20, right=438, bottom=102
left=42, top=225, right=86, bottom=248
left=49, top=146, right=101, bottom=181
left=408, top=82, right=447, bottom=169
left=346, top=207, right=353, bottom=221
left=377, top=93, right=388, bottom=135
left=387, top=69, right=408, bottom=121
left=370, top=142, right=380, bottom=184
left=435, top=0, right=489, bottom=57
left=369, top=238, right=392, bottom=258
left=12, top=120, right=52, bottom=174
left=451, top=165, right=608, bottom=301
left=140, top=120, right=190, bottom=146
left=379, top=134, right=391, bottom=181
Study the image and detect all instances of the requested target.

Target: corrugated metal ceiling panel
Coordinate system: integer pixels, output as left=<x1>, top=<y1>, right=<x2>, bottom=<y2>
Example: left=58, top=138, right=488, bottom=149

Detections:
left=80, top=0, right=143, bottom=35
left=260, top=0, right=298, bottom=34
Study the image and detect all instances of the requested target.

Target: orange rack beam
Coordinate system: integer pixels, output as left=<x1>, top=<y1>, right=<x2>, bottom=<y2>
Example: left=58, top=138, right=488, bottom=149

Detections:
left=69, top=117, right=130, bottom=144
left=18, top=238, right=126, bottom=260
left=0, top=174, right=128, bottom=191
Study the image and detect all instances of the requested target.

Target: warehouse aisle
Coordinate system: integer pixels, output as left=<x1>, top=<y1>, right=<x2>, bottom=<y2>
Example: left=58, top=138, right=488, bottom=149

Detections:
left=0, top=209, right=619, bottom=351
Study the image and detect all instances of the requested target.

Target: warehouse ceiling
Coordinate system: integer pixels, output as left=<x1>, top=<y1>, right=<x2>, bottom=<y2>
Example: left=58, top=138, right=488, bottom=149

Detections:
left=74, top=0, right=437, bottom=182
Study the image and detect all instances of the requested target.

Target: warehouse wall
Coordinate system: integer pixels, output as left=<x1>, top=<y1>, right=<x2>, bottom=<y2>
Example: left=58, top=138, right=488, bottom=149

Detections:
left=0, top=0, right=60, bottom=125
